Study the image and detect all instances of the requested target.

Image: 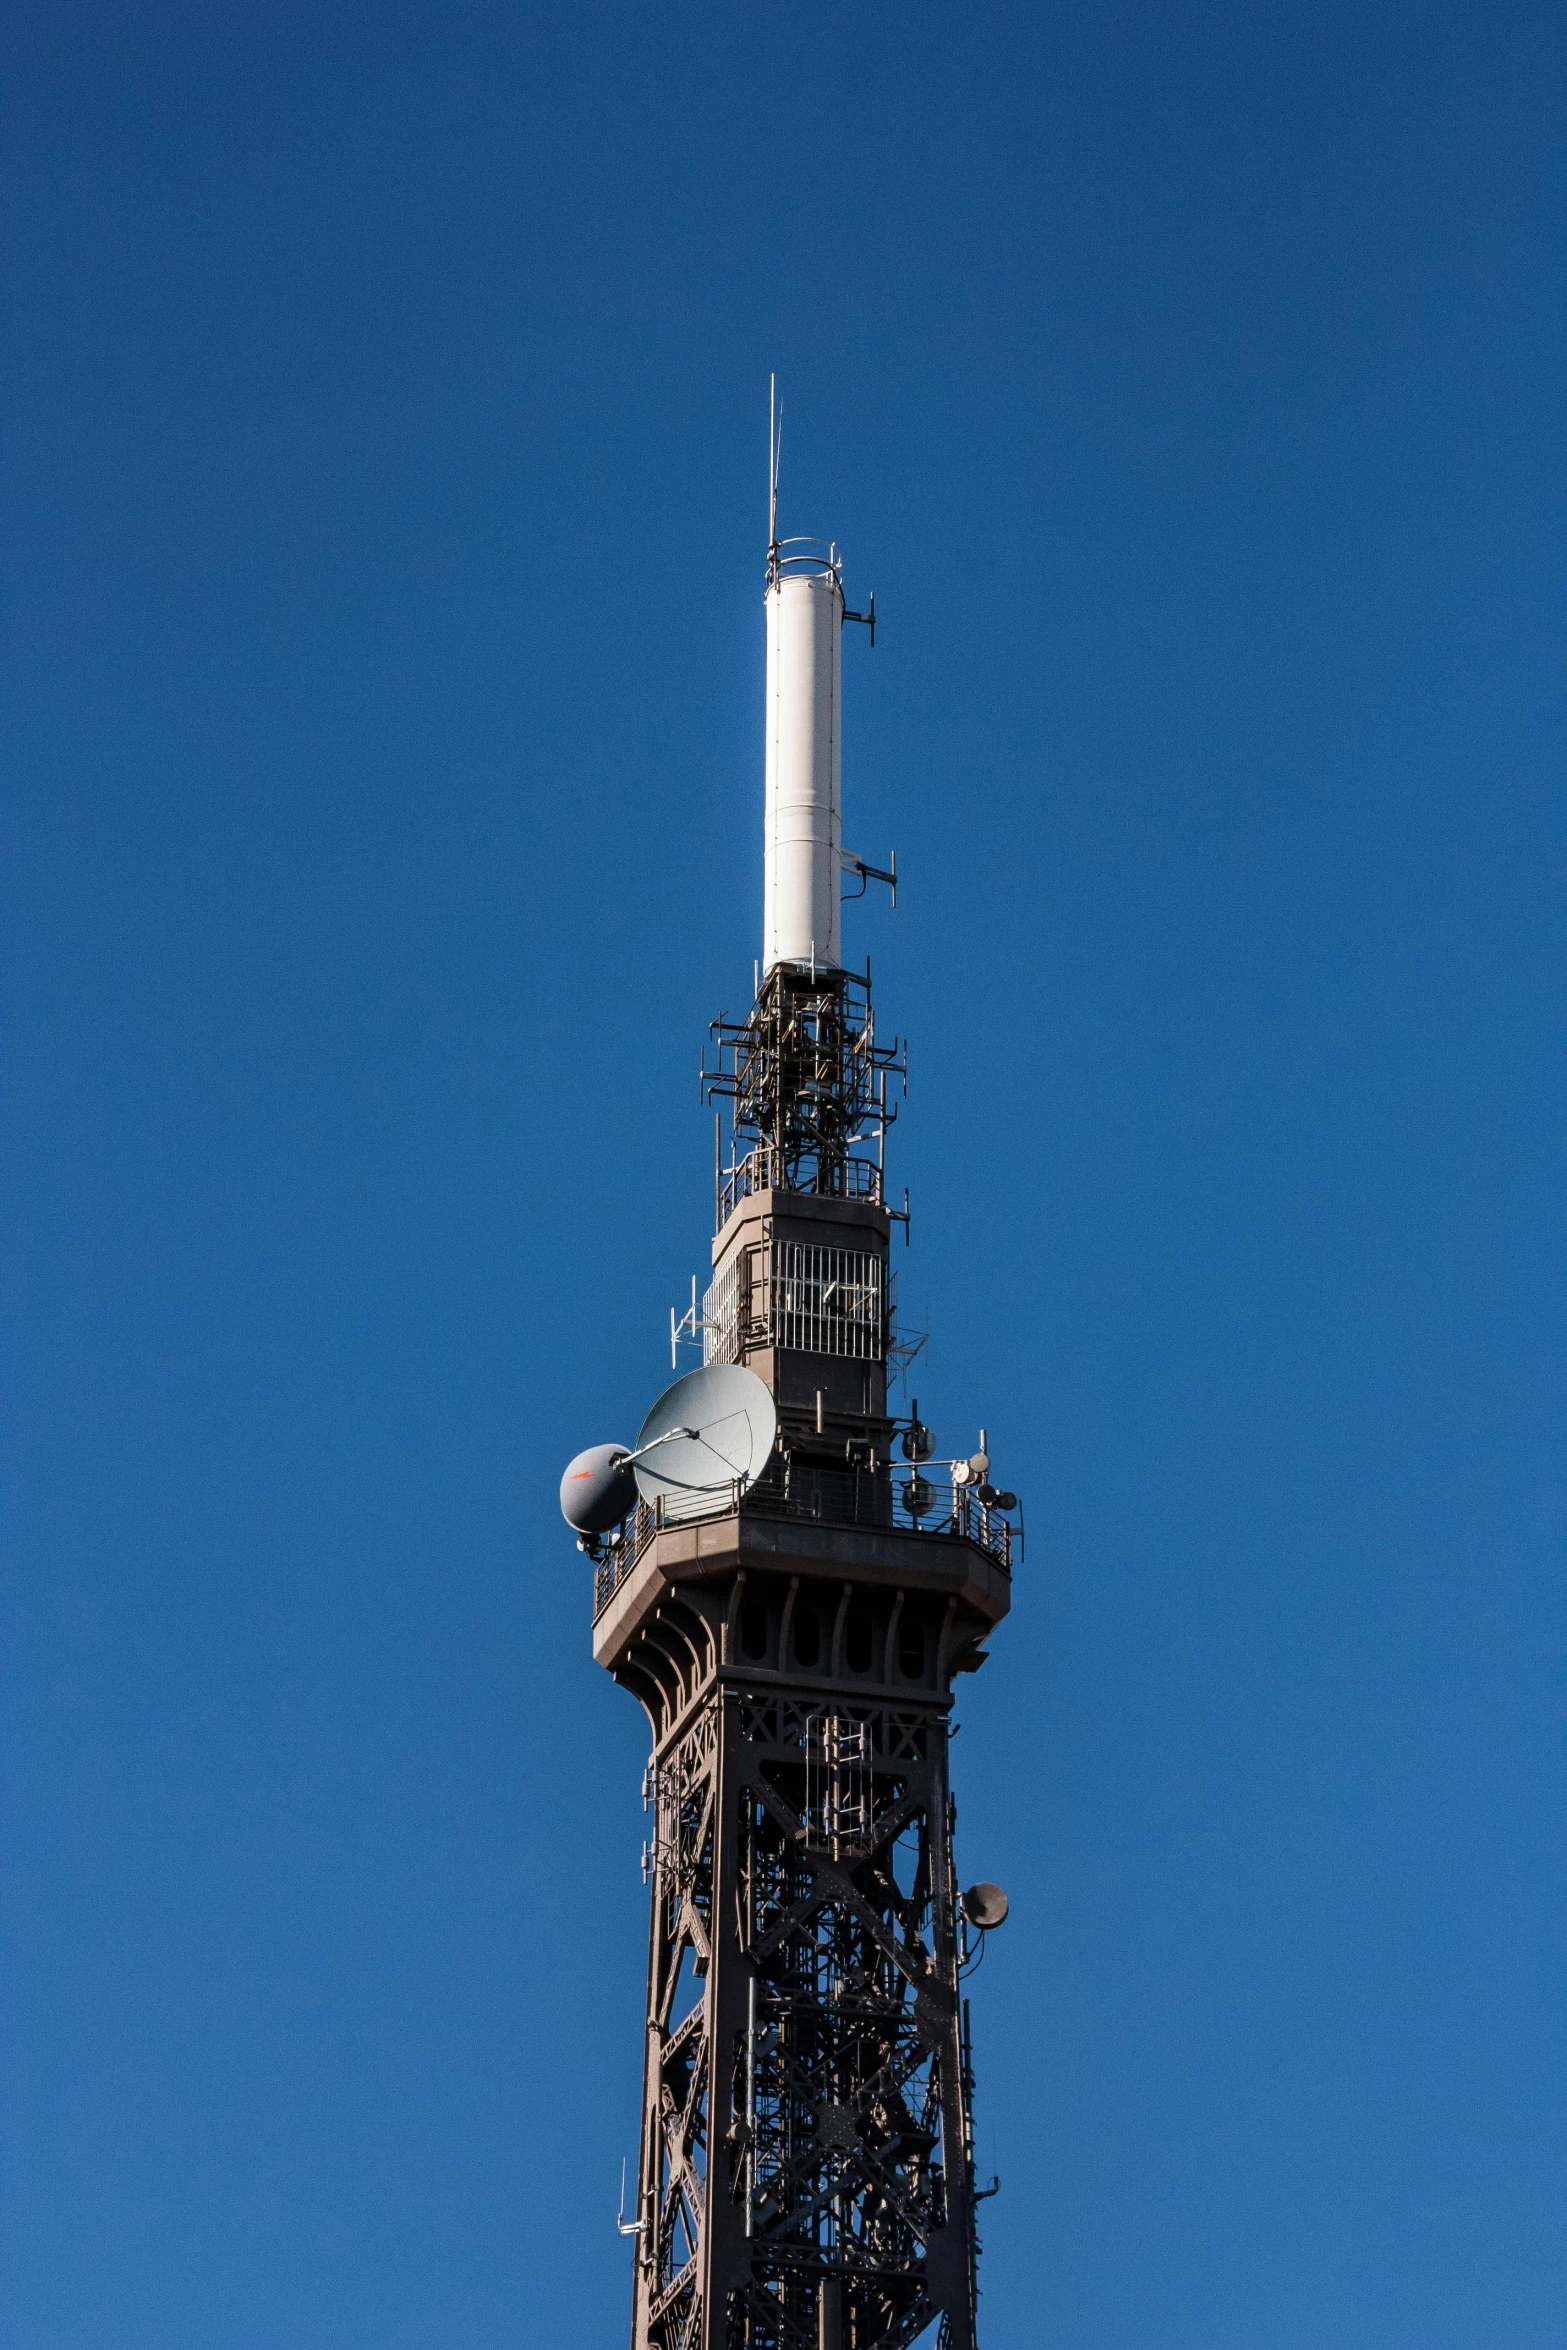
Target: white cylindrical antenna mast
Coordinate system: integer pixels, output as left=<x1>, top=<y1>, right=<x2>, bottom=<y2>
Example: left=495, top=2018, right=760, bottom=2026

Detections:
left=762, top=384, right=851, bottom=976
left=764, top=556, right=843, bottom=974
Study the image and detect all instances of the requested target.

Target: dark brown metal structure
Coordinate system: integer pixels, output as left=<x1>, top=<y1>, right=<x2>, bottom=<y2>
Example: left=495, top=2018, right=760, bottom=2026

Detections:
left=585, top=967, right=1016, bottom=2350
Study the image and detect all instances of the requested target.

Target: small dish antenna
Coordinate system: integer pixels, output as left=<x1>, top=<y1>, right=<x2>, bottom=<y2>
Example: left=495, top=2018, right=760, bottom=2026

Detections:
left=900, top=1401, right=935, bottom=1463
left=961, top=1881, right=1010, bottom=1931
left=631, top=1362, right=777, bottom=1515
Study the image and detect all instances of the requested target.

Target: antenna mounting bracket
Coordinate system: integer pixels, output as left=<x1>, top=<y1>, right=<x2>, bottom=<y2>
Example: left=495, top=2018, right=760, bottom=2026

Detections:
left=841, top=848, right=897, bottom=908
left=843, top=589, right=876, bottom=645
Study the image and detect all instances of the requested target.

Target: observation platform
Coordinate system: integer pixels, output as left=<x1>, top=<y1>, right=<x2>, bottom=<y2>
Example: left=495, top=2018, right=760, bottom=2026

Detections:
left=590, top=1471, right=1013, bottom=1680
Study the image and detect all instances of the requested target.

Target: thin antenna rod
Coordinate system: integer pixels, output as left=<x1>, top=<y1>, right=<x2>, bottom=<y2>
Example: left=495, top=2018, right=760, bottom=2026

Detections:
left=768, top=374, right=782, bottom=567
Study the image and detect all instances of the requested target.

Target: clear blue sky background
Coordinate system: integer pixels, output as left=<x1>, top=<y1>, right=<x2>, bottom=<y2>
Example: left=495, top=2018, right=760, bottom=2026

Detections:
left=3, top=4, right=1562, bottom=2345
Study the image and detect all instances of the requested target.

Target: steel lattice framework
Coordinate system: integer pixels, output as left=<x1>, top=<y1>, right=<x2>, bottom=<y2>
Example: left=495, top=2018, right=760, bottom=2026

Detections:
left=589, top=962, right=1015, bottom=2350
left=703, top=967, right=905, bottom=1224
left=634, top=1682, right=980, bottom=2350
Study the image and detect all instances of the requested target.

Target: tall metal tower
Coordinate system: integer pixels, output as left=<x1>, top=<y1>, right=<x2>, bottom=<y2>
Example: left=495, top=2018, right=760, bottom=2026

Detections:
left=565, top=457, right=1017, bottom=2350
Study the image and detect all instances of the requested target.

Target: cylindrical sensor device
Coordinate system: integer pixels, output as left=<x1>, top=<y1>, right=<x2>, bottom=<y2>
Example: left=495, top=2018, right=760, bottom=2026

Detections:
left=764, top=565, right=842, bottom=974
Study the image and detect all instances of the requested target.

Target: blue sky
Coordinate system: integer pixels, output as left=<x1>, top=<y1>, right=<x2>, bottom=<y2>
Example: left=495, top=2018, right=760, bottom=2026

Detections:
left=3, top=3, right=1562, bottom=2344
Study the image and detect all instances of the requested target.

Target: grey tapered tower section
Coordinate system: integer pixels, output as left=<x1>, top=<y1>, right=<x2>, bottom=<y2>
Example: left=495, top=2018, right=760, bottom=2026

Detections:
left=583, top=535, right=1015, bottom=2350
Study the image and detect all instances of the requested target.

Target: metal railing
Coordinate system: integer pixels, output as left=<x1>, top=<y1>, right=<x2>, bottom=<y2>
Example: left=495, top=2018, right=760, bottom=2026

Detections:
left=704, top=1243, right=885, bottom=1368
left=590, top=1464, right=1014, bottom=1618
left=771, top=1243, right=883, bottom=1357
left=718, top=1147, right=883, bottom=1229
left=704, top=1255, right=742, bottom=1367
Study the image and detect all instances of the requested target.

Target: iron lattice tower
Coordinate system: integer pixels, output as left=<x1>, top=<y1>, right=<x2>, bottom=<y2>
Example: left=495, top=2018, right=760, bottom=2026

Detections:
left=588, top=961, right=1013, bottom=2350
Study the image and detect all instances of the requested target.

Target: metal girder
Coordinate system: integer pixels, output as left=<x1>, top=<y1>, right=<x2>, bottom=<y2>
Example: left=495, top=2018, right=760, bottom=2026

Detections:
left=629, top=1685, right=980, bottom=2350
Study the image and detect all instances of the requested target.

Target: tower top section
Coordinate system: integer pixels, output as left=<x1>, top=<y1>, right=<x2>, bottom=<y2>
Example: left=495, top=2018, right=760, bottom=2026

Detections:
left=760, top=378, right=876, bottom=981
left=763, top=548, right=843, bottom=975
left=708, top=386, right=896, bottom=1240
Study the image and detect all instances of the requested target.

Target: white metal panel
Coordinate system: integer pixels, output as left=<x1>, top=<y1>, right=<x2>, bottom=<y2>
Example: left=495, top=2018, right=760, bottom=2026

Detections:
left=763, top=568, right=842, bottom=972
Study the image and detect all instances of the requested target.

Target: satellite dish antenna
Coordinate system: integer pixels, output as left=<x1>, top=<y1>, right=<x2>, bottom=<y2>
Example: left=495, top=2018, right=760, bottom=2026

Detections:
left=631, top=1363, right=776, bottom=1520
